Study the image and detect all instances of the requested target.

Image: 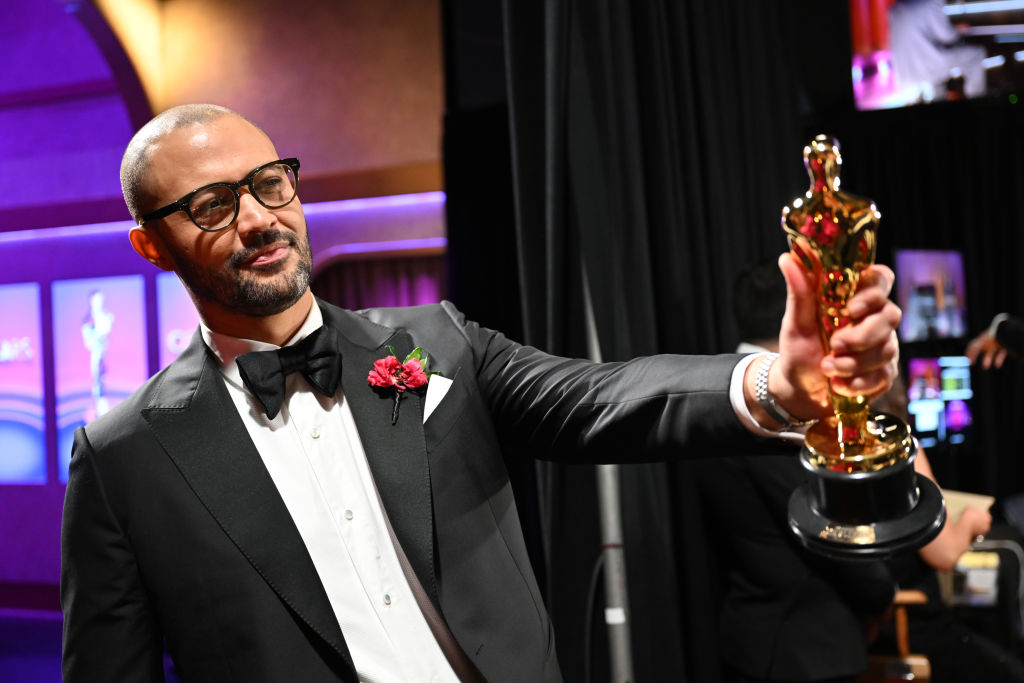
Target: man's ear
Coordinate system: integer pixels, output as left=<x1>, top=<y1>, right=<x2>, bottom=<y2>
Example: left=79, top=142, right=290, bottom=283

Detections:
left=129, top=225, right=173, bottom=271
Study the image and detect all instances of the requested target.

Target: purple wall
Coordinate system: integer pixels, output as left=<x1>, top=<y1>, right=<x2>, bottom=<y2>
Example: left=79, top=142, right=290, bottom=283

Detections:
left=2, top=2, right=135, bottom=227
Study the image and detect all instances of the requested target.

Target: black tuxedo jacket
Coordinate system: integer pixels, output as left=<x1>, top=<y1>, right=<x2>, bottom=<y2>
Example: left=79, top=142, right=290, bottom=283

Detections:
left=996, top=314, right=1024, bottom=357
left=62, top=299, right=763, bottom=682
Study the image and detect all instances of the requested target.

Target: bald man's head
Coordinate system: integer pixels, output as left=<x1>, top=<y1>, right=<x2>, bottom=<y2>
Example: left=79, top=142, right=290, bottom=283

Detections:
left=120, top=104, right=270, bottom=222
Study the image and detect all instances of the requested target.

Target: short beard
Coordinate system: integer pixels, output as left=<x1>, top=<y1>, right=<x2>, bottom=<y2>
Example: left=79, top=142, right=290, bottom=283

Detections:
left=170, top=227, right=313, bottom=317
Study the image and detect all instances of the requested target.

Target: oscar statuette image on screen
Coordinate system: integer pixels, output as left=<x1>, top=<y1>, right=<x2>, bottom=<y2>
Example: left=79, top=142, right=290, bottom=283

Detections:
left=52, top=275, right=148, bottom=482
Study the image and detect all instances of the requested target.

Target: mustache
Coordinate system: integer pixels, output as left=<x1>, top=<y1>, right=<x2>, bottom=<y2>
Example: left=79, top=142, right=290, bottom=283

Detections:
left=228, top=229, right=299, bottom=269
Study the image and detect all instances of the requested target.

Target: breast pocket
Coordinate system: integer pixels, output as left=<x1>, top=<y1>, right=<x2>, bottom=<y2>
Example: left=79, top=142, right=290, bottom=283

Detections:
left=422, top=367, right=469, bottom=447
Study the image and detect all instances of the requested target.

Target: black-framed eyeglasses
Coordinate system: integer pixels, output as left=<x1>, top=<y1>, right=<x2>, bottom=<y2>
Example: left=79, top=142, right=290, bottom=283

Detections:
left=140, top=158, right=301, bottom=232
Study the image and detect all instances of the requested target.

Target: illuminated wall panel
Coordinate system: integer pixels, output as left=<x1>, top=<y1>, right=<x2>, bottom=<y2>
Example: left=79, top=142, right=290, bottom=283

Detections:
left=0, top=283, right=45, bottom=484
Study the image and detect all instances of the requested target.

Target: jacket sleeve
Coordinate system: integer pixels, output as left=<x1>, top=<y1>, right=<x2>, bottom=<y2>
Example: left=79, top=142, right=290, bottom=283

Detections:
left=61, top=427, right=165, bottom=682
left=996, top=314, right=1024, bottom=356
left=438, top=301, right=777, bottom=463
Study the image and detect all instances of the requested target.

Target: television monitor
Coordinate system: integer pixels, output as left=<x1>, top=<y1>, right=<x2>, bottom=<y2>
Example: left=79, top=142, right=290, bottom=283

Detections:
left=906, top=355, right=973, bottom=448
left=0, top=282, right=45, bottom=484
left=851, top=0, right=1024, bottom=111
left=894, top=249, right=968, bottom=342
left=52, top=275, right=148, bottom=481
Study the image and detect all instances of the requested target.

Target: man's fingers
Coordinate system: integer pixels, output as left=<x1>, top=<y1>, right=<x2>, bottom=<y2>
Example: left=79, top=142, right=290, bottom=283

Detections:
left=857, top=264, right=895, bottom=297
left=830, top=301, right=902, bottom=355
left=826, top=330, right=899, bottom=374
left=845, top=266, right=897, bottom=321
left=830, top=362, right=897, bottom=398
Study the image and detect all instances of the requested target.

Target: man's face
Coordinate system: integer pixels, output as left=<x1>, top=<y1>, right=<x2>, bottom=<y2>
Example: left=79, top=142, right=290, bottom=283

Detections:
left=142, top=115, right=312, bottom=318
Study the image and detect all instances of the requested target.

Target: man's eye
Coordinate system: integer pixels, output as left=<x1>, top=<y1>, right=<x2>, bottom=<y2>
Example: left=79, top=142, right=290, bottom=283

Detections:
left=256, top=177, right=283, bottom=193
left=191, top=192, right=231, bottom=218
left=198, top=198, right=224, bottom=214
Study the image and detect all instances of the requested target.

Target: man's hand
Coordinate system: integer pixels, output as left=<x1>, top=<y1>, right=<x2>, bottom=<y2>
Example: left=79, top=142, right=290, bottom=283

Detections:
left=759, top=252, right=902, bottom=424
left=920, top=504, right=992, bottom=571
left=966, top=328, right=1008, bottom=369
left=956, top=505, right=993, bottom=541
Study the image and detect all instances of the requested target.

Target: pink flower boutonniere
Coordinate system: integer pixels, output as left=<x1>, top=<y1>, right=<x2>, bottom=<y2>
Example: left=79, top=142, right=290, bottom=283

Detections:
left=367, top=345, right=438, bottom=424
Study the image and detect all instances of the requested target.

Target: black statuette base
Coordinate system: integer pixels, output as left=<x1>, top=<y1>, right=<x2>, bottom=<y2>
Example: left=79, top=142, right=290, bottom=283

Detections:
left=788, top=448, right=946, bottom=559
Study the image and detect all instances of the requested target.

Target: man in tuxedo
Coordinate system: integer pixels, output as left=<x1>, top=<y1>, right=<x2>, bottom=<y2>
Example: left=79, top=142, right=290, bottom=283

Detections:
left=61, top=104, right=904, bottom=682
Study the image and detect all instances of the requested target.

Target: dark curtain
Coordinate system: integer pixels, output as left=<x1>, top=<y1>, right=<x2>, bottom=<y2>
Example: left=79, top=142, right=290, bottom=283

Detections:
left=503, top=1, right=809, bottom=681
left=438, top=1, right=1024, bottom=681
left=311, top=255, right=446, bottom=310
left=824, top=102, right=1024, bottom=499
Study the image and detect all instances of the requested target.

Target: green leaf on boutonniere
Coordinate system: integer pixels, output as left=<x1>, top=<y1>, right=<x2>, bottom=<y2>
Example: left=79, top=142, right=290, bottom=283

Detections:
left=404, top=346, right=439, bottom=377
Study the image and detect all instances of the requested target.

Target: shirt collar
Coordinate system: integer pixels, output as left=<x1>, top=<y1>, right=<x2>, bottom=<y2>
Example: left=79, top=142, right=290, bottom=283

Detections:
left=201, top=303, right=325, bottom=386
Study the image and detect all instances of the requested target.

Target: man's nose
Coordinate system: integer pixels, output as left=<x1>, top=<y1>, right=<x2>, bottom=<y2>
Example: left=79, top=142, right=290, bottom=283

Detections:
left=234, top=192, right=275, bottom=237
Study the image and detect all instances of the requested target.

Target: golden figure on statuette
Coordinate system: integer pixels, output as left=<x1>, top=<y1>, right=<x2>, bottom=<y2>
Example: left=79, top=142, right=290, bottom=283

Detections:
left=783, top=135, right=944, bottom=558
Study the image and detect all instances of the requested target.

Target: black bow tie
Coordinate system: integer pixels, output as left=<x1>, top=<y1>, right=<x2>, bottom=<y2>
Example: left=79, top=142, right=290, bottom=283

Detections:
left=235, top=326, right=342, bottom=420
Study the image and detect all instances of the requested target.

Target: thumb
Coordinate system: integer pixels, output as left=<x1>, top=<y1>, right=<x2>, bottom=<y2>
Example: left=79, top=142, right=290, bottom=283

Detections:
left=779, top=250, right=820, bottom=341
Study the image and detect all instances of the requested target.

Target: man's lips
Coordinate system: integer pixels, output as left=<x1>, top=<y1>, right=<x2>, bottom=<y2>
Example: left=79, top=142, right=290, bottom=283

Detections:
left=243, top=242, right=291, bottom=268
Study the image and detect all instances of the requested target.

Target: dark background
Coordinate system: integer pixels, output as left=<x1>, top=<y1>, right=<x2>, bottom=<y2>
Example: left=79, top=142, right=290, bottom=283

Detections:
left=443, top=1, right=1024, bottom=681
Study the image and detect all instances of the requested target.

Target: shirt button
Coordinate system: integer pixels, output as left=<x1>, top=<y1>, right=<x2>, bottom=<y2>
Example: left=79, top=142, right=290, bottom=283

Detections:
left=311, top=427, right=321, bottom=439
left=344, top=509, right=353, bottom=520
left=383, top=594, right=392, bottom=605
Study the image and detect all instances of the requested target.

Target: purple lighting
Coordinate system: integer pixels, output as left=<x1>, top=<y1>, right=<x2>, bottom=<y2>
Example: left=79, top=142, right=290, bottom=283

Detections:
left=318, top=236, right=447, bottom=261
left=0, top=220, right=134, bottom=245
left=302, top=190, right=446, bottom=215
left=303, top=191, right=448, bottom=215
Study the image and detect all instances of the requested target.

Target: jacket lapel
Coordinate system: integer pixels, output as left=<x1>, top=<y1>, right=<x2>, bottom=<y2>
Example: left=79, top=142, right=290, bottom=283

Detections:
left=322, top=303, right=440, bottom=609
left=140, top=331, right=355, bottom=675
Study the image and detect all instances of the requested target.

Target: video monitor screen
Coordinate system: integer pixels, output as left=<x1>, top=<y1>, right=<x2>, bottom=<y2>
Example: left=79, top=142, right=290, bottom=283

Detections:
left=894, top=249, right=967, bottom=342
left=0, top=283, right=46, bottom=484
left=157, top=272, right=200, bottom=369
left=52, top=275, right=149, bottom=481
left=851, top=0, right=1024, bottom=111
left=906, top=355, right=973, bottom=448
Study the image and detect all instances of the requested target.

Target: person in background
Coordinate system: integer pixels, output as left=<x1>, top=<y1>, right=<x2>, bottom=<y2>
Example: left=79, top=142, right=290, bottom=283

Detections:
left=871, top=384, right=1024, bottom=683
left=702, top=261, right=1011, bottom=683
left=693, top=261, right=897, bottom=683
left=888, top=0, right=987, bottom=103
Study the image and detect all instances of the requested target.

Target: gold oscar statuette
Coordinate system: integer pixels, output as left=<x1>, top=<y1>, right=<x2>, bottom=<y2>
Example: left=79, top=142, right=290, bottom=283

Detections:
left=783, top=135, right=945, bottom=558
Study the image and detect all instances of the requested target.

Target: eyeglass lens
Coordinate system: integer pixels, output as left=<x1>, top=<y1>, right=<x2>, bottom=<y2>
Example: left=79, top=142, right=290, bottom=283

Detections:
left=190, top=162, right=297, bottom=230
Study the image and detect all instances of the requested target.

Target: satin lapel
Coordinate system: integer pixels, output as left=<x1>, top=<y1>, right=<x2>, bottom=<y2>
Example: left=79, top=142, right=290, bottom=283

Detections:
left=140, top=333, right=354, bottom=673
left=324, top=306, right=440, bottom=609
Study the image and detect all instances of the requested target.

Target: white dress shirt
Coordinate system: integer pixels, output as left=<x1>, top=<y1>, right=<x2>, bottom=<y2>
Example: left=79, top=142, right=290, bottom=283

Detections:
left=201, top=306, right=458, bottom=683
